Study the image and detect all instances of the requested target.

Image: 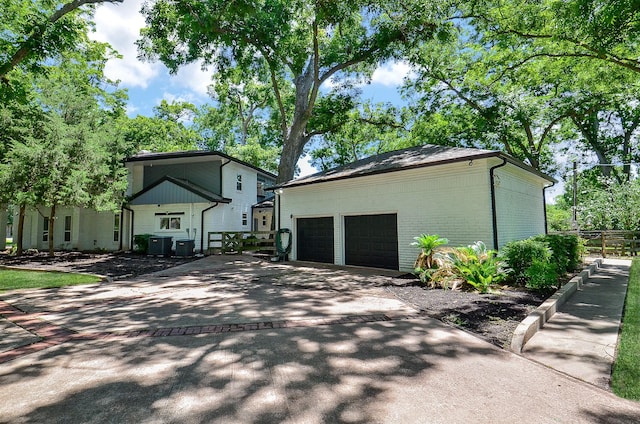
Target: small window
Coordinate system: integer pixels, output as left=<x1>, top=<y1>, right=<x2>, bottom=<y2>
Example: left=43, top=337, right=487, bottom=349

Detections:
left=262, top=215, right=267, bottom=226
left=257, top=181, right=264, bottom=196
left=242, top=212, right=248, bottom=226
left=64, top=216, right=71, bottom=242
left=42, top=217, right=49, bottom=242
left=159, top=216, right=181, bottom=230
left=236, top=174, right=242, bottom=191
left=113, top=214, right=120, bottom=242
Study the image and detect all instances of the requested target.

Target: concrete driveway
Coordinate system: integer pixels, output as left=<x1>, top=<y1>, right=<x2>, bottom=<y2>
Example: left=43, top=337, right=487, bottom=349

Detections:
left=1, top=255, right=639, bottom=423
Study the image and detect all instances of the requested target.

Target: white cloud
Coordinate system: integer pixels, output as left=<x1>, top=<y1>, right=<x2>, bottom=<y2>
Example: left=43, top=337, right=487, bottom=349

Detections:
left=297, top=155, right=318, bottom=178
left=91, top=0, right=161, bottom=88
left=371, top=61, right=416, bottom=87
left=170, top=61, right=215, bottom=98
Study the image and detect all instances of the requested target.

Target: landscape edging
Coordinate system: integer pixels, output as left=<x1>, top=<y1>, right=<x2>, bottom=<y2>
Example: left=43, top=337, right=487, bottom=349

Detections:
left=510, top=258, right=603, bottom=354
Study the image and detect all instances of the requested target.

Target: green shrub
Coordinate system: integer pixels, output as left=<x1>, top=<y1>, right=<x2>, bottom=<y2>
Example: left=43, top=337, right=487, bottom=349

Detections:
left=411, top=234, right=449, bottom=270
left=450, top=241, right=503, bottom=293
left=133, top=234, right=153, bottom=254
left=500, top=239, right=551, bottom=285
left=524, top=260, right=558, bottom=290
left=534, top=234, right=582, bottom=274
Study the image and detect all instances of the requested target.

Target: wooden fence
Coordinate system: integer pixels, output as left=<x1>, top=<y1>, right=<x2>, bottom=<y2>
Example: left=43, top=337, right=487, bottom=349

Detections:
left=552, top=230, right=640, bottom=258
left=207, top=231, right=276, bottom=255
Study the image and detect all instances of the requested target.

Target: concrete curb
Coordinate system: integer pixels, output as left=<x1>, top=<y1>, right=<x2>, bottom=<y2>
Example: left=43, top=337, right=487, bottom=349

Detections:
left=510, top=258, right=603, bottom=354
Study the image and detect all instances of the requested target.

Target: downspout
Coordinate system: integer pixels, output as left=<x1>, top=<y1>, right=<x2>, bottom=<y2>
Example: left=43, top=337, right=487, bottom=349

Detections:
left=122, top=205, right=134, bottom=251
left=200, top=202, right=219, bottom=254
left=490, top=158, right=508, bottom=250
left=542, top=182, right=556, bottom=234
left=219, top=158, right=231, bottom=195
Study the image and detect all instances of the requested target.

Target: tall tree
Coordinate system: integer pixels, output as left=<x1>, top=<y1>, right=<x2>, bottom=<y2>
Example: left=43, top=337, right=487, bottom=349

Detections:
left=138, top=0, right=450, bottom=182
left=0, top=0, right=123, bottom=81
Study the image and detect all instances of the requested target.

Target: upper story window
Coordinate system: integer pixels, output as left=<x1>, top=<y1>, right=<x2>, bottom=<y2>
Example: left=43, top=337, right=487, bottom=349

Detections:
left=236, top=174, right=243, bottom=191
left=64, top=216, right=72, bottom=242
left=257, top=181, right=264, bottom=196
left=242, top=213, right=248, bottom=226
left=113, top=214, right=120, bottom=242
left=42, top=217, right=49, bottom=242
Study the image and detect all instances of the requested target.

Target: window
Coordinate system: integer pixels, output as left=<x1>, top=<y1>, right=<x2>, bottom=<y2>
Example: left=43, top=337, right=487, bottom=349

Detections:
left=113, top=214, right=120, bottom=242
left=236, top=174, right=242, bottom=191
left=262, top=215, right=267, bottom=226
left=64, top=216, right=71, bottom=242
left=257, top=181, right=264, bottom=196
left=242, top=213, right=248, bottom=226
left=160, top=216, right=181, bottom=230
left=42, top=217, right=49, bottom=242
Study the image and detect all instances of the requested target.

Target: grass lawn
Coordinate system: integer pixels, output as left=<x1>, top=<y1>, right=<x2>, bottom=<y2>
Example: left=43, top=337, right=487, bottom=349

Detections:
left=0, top=269, right=101, bottom=291
left=611, top=258, right=640, bottom=400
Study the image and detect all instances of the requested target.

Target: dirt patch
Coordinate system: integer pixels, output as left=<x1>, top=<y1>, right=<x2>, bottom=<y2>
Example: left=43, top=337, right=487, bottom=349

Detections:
left=0, top=251, right=198, bottom=280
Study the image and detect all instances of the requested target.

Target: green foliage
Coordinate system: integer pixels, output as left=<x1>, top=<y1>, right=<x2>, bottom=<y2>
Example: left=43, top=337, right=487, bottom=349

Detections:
left=449, top=241, right=503, bottom=293
left=611, top=258, right=640, bottom=400
left=546, top=203, right=572, bottom=232
left=534, top=234, right=582, bottom=274
left=575, top=177, right=640, bottom=231
left=411, top=234, right=449, bottom=270
left=500, top=239, right=552, bottom=285
left=138, top=0, right=448, bottom=182
left=524, top=260, right=558, bottom=291
left=133, top=234, right=153, bottom=254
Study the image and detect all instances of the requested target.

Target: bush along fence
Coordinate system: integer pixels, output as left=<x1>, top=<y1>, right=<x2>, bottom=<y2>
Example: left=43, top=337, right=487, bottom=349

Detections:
left=552, top=230, right=640, bottom=258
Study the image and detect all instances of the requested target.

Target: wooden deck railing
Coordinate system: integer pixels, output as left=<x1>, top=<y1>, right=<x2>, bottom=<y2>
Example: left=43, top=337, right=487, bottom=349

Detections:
left=552, top=230, right=640, bottom=257
left=207, top=231, right=276, bottom=255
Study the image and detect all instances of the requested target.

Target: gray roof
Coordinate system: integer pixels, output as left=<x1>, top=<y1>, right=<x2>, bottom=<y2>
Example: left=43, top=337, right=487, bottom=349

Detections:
left=275, top=144, right=555, bottom=189
left=126, top=149, right=277, bottom=179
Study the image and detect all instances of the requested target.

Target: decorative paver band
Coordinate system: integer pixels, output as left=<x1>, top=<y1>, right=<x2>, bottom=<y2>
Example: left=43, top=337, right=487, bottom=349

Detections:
left=0, top=300, right=424, bottom=364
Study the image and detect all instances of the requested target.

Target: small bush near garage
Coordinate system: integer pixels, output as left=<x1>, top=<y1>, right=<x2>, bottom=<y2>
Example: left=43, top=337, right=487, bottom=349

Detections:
left=501, top=234, right=583, bottom=291
left=533, top=234, right=583, bottom=274
left=412, top=236, right=504, bottom=293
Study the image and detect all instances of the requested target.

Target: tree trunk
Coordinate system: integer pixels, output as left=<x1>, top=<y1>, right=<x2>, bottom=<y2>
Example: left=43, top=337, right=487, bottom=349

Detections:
left=48, top=204, right=56, bottom=257
left=16, top=204, right=26, bottom=256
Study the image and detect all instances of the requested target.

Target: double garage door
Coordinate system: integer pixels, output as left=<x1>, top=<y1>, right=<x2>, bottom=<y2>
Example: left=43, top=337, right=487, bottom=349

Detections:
left=296, top=214, right=399, bottom=270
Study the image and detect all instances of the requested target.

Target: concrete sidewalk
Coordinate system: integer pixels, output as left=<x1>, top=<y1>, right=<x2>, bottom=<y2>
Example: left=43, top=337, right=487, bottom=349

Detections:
left=523, top=259, right=631, bottom=390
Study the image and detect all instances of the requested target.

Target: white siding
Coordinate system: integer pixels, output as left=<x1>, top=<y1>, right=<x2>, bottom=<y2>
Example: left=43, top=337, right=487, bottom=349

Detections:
left=494, top=165, right=547, bottom=247
left=0, top=209, right=6, bottom=250
left=279, top=160, right=495, bottom=272
left=221, top=162, right=259, bottom=232
left=17, top=206, right=120, bottom=251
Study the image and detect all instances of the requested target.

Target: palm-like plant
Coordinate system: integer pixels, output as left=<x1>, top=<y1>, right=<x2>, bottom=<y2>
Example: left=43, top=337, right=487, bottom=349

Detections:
left=412, top=234, right=449, bottom=269
left=449, top=241, right=503, bottom=293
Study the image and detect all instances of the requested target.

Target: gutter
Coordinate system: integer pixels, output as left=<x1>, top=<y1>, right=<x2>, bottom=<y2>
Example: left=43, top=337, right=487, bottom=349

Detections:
left=121, top=205, right=134, bottom=252
left=200, top=202, right=219, bottom=253
left=489, top=158, right=508, bottom=250
left=542, top=181, right=556, bottom=234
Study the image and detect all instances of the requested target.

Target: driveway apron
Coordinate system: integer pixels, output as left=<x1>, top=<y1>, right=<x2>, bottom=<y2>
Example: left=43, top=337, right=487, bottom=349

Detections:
left=1, top=255, right=639, bottom=423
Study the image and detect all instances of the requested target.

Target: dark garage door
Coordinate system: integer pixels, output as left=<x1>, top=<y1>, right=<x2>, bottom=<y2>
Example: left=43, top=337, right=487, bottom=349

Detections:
left=345, top=214, right=399, bottom=270
left=296, top=217, right=334, bottom=263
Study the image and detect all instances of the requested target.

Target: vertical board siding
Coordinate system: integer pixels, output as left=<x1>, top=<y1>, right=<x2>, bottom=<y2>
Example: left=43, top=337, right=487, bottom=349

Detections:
left=143, top=161, right=221, bottom=194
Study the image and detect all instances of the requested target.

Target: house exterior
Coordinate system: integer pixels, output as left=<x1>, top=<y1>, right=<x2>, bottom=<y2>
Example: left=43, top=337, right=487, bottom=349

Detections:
left=272, top=144, right=555, bottom=272
left=18, top=206, right=121, bottom=252
left=122, top=150, right=276, bottom=253
left=16, top=150, right=276, bottom=253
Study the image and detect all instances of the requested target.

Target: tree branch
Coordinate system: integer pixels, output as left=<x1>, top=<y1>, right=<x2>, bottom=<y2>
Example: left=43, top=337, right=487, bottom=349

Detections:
left=0, top=0, right=124, bottom=79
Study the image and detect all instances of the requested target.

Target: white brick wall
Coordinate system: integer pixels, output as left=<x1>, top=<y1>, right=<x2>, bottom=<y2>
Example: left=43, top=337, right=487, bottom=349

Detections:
left=279, top=160, right=496, bottom=271
left=494, top=165, right=547, bottom=247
